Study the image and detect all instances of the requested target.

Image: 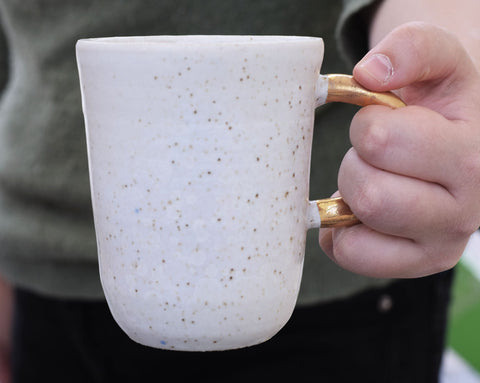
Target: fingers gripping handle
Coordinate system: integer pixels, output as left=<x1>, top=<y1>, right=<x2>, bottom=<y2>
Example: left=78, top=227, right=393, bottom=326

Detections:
left=312, top=74, right=406, bottom=229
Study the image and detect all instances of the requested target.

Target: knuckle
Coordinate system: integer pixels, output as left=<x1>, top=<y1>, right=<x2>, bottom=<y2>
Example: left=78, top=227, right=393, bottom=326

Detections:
left=362, top=123, right=389, bottom=162
left=360, top=122, right=389, bottom=163
left=352, top=110, right=389, bottom=162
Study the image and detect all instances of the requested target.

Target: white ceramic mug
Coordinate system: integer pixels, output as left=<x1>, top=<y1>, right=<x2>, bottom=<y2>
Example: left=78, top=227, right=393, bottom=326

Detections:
left=76, top=35, right=403, bottom=351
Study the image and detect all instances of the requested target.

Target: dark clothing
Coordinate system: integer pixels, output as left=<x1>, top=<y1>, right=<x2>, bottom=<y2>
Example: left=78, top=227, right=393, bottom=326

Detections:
left=13, top=269, right=453, bottom=383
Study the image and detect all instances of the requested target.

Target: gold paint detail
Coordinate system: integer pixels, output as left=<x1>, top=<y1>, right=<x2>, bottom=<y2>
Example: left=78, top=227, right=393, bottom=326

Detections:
left=317, top=197, right=359, bottom=228
left=326, top=74, right=406, bottom=109
left=316, top=76, right=404, bottom=228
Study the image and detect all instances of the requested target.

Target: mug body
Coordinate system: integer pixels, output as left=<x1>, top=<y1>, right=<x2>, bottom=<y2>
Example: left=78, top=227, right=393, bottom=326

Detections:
left=77, top=35, right=324, bottom=351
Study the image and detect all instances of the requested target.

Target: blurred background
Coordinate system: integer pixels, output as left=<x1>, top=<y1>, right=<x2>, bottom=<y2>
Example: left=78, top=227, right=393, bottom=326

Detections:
left=441, top=230, right=480, bottom=382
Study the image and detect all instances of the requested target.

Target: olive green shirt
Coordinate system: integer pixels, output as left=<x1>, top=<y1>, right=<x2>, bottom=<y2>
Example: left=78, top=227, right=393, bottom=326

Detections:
left=0, top=0, right=390, bottom=302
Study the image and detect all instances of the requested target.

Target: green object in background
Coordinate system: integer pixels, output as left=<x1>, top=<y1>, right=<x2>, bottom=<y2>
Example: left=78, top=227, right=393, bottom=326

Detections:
left=447, top=263, right=480, bottom=372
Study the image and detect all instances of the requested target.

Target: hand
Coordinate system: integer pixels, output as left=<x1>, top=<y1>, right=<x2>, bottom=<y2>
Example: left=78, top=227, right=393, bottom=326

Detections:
left=320, top=22, right=480, bottom=278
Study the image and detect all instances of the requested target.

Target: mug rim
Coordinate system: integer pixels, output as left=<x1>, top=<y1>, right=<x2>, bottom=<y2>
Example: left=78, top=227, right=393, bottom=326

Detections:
left=76, top=35, right=323, bottom=47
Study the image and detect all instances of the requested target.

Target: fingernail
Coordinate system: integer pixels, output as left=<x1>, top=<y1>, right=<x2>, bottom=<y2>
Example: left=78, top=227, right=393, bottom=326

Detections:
left=358, top=53, right=394, bottom=85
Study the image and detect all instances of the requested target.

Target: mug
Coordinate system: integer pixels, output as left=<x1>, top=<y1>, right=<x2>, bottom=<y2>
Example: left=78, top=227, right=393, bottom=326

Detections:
left=76, top=35, right=403, bottom=351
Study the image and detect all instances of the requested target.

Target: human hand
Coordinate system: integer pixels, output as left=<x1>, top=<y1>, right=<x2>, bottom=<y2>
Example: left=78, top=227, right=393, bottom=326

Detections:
left=320, top=22, right=480, bottom=278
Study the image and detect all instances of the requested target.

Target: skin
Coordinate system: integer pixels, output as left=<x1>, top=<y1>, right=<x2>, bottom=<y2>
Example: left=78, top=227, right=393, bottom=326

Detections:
left=320, top=0, right=480, bottom=279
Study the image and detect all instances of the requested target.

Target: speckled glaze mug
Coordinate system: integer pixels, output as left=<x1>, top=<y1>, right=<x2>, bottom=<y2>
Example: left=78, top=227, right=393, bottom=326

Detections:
left=76, top=36, right=403, bottom=351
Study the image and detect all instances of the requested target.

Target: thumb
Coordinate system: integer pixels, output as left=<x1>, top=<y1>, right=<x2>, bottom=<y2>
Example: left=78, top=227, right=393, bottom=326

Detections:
left=353, top=22, right=477, bottom=116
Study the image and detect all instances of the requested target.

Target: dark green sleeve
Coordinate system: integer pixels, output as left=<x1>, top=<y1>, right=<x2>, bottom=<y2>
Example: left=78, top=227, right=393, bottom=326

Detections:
left=0, top=19, right=8, bottom=95
left=336, top=0, right=383, bottom=68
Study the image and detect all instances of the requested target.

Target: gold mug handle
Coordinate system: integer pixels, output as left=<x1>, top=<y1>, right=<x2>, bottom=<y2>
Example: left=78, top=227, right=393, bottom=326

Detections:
left=315, top=74, right=405, bottom=228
